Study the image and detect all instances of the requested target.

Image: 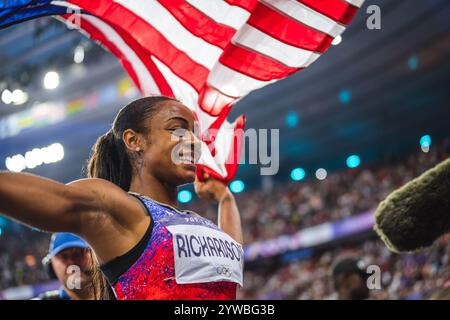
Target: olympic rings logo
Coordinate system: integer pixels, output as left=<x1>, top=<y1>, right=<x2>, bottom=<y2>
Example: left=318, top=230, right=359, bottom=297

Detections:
left=216, top=266, right=232, bottom=278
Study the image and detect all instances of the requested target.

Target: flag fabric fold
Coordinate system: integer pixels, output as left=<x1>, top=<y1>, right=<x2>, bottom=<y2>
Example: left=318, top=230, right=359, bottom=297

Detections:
left=0, top=0, right=364, bottom=183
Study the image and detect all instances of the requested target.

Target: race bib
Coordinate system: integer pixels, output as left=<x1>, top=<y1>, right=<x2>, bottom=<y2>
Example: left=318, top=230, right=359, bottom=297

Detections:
left=166, top=223, right=244, bottom=286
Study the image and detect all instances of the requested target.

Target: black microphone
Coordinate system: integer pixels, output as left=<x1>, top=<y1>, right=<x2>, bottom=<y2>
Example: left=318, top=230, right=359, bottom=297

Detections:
left=374, top=158, right=450, bottom=252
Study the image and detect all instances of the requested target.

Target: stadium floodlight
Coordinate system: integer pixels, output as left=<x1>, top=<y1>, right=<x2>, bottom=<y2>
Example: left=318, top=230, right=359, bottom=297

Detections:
left=178, top=190, right=192, bottom=204
left=43, top=71, right=60, bottom=90
left=5, top=154, right=26, bottom=172
left=285, top=111, right=299, bottom=128
left=230, top=180, right=245, bottom=193
left=1, top=89, right=13, bottom=104
left=346, top=155, right=361, bottom=168
left=5, top=143, right=64, bottom=172
left=74, top=45, right=85, bottom=64
left=11, top=89, right=28, bottom=105
left=291, top=168, right=306, bottom=181
left=315, top=168, right=327, bottom=180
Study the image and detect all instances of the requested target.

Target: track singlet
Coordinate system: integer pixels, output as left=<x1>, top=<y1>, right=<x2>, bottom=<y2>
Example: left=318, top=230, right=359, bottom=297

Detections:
left=102, top=194, right=244, bottom=300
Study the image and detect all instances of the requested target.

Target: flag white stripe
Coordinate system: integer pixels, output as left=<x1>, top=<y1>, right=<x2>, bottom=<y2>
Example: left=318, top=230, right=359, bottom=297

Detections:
left=185, top=0, right=250, bottom=30
left=151, top=55, right=222, bottom=137
left=82, top=15, right=161, bottom=96
left=343, top=0, right=365, bottom=8
left=51, top=0, right=80, bottom=10
left=261, top=0, right=346, bottom=38
left=114, top=0, right=222, bottom=70
left=151, top=55, right=220, bottom=140
left=214, top=118, right=237, bottom=172
left=151, top=56, right=199, bottom=110
left=207, top=63, right=275, bottom=98
left=233, top=24, right=321, bottom=68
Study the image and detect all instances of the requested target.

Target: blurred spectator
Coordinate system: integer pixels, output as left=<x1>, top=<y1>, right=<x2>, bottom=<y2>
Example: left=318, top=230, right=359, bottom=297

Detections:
left=330, top=256, right=370, bottom=300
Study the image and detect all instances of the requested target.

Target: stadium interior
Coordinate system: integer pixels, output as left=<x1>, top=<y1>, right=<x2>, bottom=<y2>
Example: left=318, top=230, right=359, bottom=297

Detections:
left=1, top=0, right=450, bottom=300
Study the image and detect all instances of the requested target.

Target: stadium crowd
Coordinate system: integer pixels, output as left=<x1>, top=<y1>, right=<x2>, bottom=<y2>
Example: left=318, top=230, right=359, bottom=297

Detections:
left=195, top=138, right=450, bottom=243
left=0, top=229, right=49, bottom=289
left=0, top=138, right=449, bottom=299
left=238, top=236, right=450, bottom=300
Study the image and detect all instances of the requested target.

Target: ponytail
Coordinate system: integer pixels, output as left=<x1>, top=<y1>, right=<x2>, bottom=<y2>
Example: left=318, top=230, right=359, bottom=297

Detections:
left=88, top=250, right=117, bottom=300
left=88, top=130, right=132, bottom=191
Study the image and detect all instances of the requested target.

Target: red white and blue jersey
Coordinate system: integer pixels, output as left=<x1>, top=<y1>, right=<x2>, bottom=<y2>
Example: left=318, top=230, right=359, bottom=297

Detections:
left=100, top=194, right=244, bottom=300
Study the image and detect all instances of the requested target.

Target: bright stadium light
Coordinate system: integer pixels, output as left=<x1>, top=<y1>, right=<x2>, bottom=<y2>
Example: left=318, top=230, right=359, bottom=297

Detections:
left=11, top=89, right=28, bottom=105
left=5, top=143, right=64, bottom=172
left=43, top=143, right=65, bottom=163
left=74, top=45, right=85, bottom=64
left=43, top=71, right=60, bottom=90
left=420, top=134, right=431, bottom=153
left=5, top=154, right=26, bottom=172
left=420, top=134, right=431, bottom=147
left=315, top=168, right=327, bottom=180
left=339, top=89, right=351, bottom=104
left=1, top=89, right=13, bottom=104
left=421, top=145, right=430, bottom=153
left=230, top=180, right=245, bottom=193
left=178, top=190, right=192, bottom=204
left=346, top=155, right=361, bottom=169
left=291, top=168, right=305, bottom=181
left=25, top=148, right=44, bottom=169
left=285, top=111, right=299, bottom=128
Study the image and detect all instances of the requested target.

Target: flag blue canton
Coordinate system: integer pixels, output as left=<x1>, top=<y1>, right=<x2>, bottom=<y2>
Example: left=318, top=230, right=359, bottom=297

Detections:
left=0, top=0, right=69, bottom=28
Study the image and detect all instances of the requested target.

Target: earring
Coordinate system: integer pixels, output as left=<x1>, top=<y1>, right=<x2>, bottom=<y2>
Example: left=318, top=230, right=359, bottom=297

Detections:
left=136, top=147, right=141, bottom=152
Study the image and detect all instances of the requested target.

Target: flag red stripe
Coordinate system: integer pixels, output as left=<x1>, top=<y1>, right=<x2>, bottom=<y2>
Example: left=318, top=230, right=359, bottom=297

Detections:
left=219, top=43, right=300, bottom=81
left=297, top=0, right=358, bottom=25
left=246, top=2, right=333, bottom=53
left=158, top=0, right=236, bottom=49
left=198, top=86, right=237, bottom=116
left=224, top=0, right=258, bottom=12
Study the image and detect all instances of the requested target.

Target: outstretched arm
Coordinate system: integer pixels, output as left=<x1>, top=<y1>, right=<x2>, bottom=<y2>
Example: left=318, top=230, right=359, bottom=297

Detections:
left=217, top=189, right=243, bottom=245
left=0, top=171, right=100, bottom=233
left=0, top=171, right=150, bottom=262
left=195, top=173, right=243, bottom=244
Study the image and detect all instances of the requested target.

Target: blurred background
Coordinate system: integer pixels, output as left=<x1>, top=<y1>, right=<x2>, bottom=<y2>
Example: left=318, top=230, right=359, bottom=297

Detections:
left=1, top=0, right=450, bottom=299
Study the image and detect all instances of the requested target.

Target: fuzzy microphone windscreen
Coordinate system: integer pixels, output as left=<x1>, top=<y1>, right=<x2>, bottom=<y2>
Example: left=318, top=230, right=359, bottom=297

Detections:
left=374, top=158, right=450, bottom=253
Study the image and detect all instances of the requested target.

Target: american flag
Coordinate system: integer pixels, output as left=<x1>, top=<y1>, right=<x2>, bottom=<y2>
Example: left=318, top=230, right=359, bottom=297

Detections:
left=0, top=0, right=364, bottom=182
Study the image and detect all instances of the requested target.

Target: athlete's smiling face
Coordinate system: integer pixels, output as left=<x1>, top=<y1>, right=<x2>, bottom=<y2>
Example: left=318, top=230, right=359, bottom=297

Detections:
left=138, top=100, right=201, bottom=186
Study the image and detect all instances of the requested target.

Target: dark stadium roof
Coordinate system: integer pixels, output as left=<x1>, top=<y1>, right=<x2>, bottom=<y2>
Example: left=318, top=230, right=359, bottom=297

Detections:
left=1, top=0, right=449, bottom=186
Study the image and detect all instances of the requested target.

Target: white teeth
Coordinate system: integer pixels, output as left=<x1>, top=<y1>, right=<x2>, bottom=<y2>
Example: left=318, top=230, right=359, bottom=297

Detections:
left=180, top=156, right=194, bottom=164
